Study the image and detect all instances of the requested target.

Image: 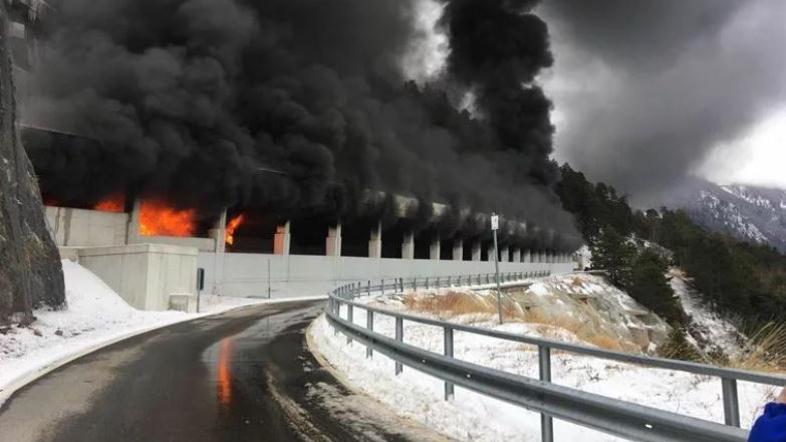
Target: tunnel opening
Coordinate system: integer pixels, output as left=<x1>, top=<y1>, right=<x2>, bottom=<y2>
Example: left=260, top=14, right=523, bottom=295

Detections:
left=440, top=238, right=454, bottom=260
left=414, top=230, right=432, bottom=260
left=290, top=217, right=329, bottom=256
left=381, top=222, right=405, bottom=258
left=481, top=239, right=492, bottom=261
left=342, top=218, right=375, bottom=257
left=226, top=209, right=282, bottom=253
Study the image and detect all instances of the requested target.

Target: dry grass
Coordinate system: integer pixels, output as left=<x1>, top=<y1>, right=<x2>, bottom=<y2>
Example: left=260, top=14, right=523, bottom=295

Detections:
left=403, top=291, right=527, bottom=321
left=404, top=290, right=638, bottom=352
left=730, top=322, right=786, bottom=372
left=523, top=308, right=637, bottom=352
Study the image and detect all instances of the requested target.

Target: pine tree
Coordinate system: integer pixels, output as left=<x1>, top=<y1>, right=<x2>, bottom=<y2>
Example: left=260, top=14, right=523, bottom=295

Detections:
left=589, top=227, right=635, bottom=287
left=628, top=250, right=685, bottom=326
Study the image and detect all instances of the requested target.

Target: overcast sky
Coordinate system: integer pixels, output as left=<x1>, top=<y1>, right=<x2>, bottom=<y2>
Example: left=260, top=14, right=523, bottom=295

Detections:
left=536, top=0, right=786, bottom=203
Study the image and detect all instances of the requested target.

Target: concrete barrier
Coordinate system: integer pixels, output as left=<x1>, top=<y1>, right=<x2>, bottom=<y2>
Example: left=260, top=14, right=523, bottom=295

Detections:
left=76, top=244, right=198, bottom=311
left=198, top=252, right=575, bottom=298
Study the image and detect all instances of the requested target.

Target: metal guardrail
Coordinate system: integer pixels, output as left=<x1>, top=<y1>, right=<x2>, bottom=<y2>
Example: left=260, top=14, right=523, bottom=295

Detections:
left=324, top=272, right=786, bottom=442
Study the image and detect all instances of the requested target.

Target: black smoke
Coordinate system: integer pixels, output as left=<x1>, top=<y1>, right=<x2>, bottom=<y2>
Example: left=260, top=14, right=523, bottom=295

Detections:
left=539, top=0, right=786, bottom=205
left=22, top=0, right=581, bottom=251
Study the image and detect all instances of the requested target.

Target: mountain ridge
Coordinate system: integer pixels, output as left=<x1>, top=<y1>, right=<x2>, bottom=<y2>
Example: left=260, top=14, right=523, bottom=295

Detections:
left=669, top=179, right=786, bottom=252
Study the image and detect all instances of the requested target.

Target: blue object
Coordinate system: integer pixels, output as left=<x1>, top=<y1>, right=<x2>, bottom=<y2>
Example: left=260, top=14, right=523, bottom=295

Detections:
left=749, top=403, right=786, bottom=442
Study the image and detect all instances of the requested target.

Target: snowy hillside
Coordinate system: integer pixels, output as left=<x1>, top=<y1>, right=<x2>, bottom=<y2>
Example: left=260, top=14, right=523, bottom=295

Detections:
left=670, top=179, right=786, bottom=252
left=310, top=273, right=778, bottom=441
left=669, top=269, right=747, bottom=359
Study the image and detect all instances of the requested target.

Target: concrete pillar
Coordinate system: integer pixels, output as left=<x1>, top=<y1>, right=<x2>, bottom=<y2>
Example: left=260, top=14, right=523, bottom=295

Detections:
left=208, top=209, right=228, bottom=253
left=126, top=199, right=142, bottom=244
left=368, top=221, right=382, bottom=258
left=523, top=250, right=531, bottom=263
left=326, top=223, right=342, bottom=257
left=471, top=241, right=481, bottom=261
left=512, top=248, right=521, bottom=263
left=402, top=231, right=415, bottom=260
left=500, top=245, right=509, bottom=262
left=486, top=243, right=495, bottom=262
left=452, top=239, right=463, bottom=261
left=429, top=234, right=440, bottom=260
left=273, top=221, right=291, bottom=256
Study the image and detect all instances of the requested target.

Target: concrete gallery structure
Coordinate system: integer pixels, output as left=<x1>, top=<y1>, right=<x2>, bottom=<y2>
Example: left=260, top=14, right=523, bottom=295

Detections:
left=45, top=198, right=576, bottom=311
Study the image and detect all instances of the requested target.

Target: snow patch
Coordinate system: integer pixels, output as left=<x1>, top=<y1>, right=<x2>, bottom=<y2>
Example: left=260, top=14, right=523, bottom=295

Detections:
left=311, top=310, right=776, bottom=441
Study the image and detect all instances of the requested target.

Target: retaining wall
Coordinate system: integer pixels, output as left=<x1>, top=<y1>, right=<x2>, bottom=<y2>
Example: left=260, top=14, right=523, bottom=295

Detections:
left=198, top=252, right=575, bottom=298
left=75, top=244, right=198, bottom=311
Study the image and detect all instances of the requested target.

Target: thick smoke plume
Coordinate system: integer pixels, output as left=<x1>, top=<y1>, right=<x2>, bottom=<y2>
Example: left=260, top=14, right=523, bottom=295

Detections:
left=23, top=0, right=580, bottom=250
left=540, top=0, right=786, bottom=205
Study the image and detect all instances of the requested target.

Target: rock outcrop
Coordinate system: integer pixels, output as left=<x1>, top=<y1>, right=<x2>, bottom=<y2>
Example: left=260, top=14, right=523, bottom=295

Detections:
left=0, top=7, right=64, bottom=323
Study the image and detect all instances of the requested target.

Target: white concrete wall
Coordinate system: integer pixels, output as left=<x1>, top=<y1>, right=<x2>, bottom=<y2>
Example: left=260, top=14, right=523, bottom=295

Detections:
left=130, top=234, right=216, bottom=253
left=198, top=252, right=575, bottom=298
left=76, top=244, right=198, bottom=311
left=45, top=206, right=128, bottom=247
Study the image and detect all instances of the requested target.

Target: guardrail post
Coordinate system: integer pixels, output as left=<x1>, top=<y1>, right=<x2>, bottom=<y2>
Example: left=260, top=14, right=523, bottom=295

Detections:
left=347, top=304, right=354, bottom=344
left=399, top=278, right=404, bottom=292
left=366, top=310, right=374, bottom=359
left=447, top=275, right=451, bottom=287
left=367, top=280, right=371, bottom=296
left=395, top=317, right=404, bottom=375
left=413, top=277, right=417, bottom=291
left=381, top=279, right=385, bottom=295
left=539, top=346, right=554, bottom=442
left=334, top=300, right=340, bottom=336
left=436, top=276, right=440, bottom=288
left=444, top=327, right=455, bottom=400
left=722, top=378, right=741, bottom=427
left=425, top=277, right=430, bottom=290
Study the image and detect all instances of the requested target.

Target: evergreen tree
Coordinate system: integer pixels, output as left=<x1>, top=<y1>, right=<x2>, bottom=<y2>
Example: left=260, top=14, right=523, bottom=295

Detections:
left=589, top=227, right=635, bottom=287
left=628, top=250, right=685, bottom=326
left=658, top=327, right=702, bottom=362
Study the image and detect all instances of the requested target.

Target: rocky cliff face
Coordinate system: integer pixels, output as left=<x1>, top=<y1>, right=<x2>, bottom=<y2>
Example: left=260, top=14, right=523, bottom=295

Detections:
left=0, top=8, right=64, bottom=324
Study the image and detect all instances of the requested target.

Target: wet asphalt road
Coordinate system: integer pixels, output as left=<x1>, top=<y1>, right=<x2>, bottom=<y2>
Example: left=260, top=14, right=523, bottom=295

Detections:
left=0, top=301, right=437, bottom=442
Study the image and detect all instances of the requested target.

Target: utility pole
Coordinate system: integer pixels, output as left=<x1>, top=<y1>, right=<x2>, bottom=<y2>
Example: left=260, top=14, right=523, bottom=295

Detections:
left=491, top=213, right=503, bottom=324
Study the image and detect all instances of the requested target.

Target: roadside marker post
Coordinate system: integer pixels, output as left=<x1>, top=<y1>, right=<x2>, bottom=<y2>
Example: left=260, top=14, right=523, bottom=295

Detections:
left=196, top=268, right=205, bottom=313
left=491, top=214, right=503, bottom=324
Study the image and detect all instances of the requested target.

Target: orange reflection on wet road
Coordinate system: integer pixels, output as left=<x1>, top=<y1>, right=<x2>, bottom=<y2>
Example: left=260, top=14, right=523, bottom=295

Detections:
left=217, top=339, right=233, bottom=408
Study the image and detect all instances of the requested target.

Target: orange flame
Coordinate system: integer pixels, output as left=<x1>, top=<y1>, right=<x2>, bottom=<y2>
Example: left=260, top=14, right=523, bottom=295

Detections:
left=139, top=199, right=197, bottom=237
left=225, top=213, right=245, bottom=245
left=94, top=194, right=126, bottom=213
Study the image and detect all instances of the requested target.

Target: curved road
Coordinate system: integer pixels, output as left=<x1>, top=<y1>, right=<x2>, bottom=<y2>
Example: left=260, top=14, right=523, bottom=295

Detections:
left=0, top=301, right=443, bottom=442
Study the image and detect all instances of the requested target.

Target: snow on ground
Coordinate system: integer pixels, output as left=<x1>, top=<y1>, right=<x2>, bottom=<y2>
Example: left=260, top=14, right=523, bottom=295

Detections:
left=669, top=268, right=747, bottom=358
left=0, top=260, right=268, bottom=404
left=310, top=277, right=780, bottom=442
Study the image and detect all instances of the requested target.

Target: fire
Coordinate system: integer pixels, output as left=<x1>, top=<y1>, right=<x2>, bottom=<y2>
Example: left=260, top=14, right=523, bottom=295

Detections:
left=225, top=213, right=245, bottom=245
left=94, top=194, right=126, bottom=213
left=139, top=199, right=197, bottom=237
